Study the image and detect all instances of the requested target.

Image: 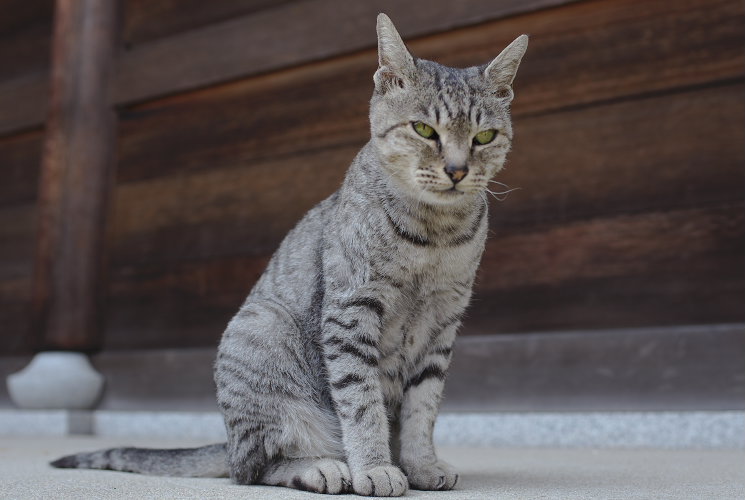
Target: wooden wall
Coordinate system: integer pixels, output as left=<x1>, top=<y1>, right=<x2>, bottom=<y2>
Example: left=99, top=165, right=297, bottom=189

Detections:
left=1, top=0, right=743, bottom=354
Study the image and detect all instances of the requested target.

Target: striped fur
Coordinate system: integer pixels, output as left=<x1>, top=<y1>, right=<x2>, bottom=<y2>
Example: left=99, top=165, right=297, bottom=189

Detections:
left=50, top=14, right=527, bottom=497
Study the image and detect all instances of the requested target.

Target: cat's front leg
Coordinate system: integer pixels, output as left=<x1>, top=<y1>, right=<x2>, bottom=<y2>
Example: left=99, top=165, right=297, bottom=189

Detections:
left=398, top=319, right=460, bottom=491
left=322, top=295, right=408, bottom=497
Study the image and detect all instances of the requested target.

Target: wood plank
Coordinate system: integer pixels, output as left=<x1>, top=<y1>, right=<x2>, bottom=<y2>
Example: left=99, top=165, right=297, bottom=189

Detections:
left=6, top=324, right=743, bottom=408
left=4, top=83, right=741, bottom=349
left=122, top=0, right=296, bottom=45
left=111, top=145, right=354, bottom=265
left=494, top=81, right=745, bottom=227
left=102, top=203, right=744, bottom=347
left=427, top=0, right=745, bottom=115
left=0, top=277, right=32, bottom=355
left=445, top=324, right=745, bottom=411
left=105, top=255, right=269, bottom=349
left=6, top=0, right=742, bottom=136
left=1, top=0, right=574, bottom=135
left=31, top=0, right=119, bottom=352
left=0, top=130, right=42, bottom=206
left=0, top=0, right=53, bottom=81
left=466, top=203, right=745, bottom=333
left=0, top=205, right=36, bottom=279
left=0, top=73, right=49, bottom=136
left=479, top=203, right=745, bottom=292
left=113, top=0, right=745, bottom=184
left=0, top=204, right=35, bottom=355
left=466, top=268, right=745, bottom=334
left=112, top=0, right=579, bottom=104
left=110, top=83, right=744, bottom=266
left=5, top=183, right=742, bottom=352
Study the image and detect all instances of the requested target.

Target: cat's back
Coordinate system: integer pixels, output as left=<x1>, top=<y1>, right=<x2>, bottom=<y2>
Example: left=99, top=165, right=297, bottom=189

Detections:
left=246, top=190, right=341, bottom=318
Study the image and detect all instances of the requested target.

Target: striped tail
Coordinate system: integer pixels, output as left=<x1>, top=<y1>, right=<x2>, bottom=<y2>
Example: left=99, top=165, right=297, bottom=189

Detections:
left=50, top=443, right=228, bottom=478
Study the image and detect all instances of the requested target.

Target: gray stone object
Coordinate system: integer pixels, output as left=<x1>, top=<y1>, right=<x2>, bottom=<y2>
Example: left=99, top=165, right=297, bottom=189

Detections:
left=6, top=352, right=104, bottom=410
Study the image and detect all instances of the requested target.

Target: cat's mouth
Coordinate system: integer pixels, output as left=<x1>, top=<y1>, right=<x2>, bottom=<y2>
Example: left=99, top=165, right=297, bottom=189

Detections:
left=437, top=186, right=466, bottom=196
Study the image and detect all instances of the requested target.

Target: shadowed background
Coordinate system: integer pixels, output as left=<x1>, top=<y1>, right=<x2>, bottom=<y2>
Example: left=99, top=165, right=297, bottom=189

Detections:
left=0, top=0, right=743, bottom=412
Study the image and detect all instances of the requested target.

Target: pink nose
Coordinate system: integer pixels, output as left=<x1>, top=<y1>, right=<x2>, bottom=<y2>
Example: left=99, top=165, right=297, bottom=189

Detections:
left=444, top=164, right=468, bottom=183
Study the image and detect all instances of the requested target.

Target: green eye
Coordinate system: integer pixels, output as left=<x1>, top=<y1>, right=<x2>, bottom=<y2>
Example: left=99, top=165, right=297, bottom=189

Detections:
left=413, top=121, right=437, bottom=140
left=473, top=129, right=497, bottom=145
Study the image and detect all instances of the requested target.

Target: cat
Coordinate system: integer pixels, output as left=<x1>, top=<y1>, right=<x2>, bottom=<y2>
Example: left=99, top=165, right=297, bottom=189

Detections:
left=50, top=13, right=527, bottom=497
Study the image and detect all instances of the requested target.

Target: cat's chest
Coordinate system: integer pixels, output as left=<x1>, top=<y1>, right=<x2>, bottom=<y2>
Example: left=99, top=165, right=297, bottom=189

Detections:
left=375, top=265, right=474, bottom=394
left=377, top=235, right=485, bottom=284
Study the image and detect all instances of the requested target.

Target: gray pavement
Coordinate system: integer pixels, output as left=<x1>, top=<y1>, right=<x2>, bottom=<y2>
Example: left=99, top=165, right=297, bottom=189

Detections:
left=1, top=436, right=743, bottom=499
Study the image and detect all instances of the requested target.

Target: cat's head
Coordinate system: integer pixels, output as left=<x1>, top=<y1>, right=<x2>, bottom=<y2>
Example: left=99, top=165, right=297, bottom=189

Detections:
left=370, top=14, right=528, bottom=207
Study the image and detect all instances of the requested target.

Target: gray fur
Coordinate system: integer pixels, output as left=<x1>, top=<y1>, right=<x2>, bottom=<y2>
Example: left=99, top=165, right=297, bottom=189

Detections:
left=50, top=14, right=527, bottom=497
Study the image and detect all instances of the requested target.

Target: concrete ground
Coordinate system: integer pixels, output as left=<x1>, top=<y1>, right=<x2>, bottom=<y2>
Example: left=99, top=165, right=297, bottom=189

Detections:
left=1, top=436, right=743, bottom=500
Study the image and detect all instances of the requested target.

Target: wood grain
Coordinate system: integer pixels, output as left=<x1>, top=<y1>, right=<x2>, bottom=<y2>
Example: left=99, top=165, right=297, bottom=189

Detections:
left=122, top=0, right=296, bottom=45
left=113, top=0, right=579, bottom=104
left=466, top=203, right=745, bottom=332
left=4, top=0, right=743, bottom=136
left=0, top=0, right=53, bottom=81
left=494, top=81, right=745, bottom=227
left=0, top=277, right=33, bottom=354
left=0, top=130, right=42, bottom=207
left=101, top=203, right=744, bottom=348
left=0, top=0, right=577, bottom=136
left=0, top=0, right=743, bottom=354
left=31, top=0, right=118, bottom=352
left=105, top=255, right=269, bottom=349
left=113, top=0, right=745, bottom=184
left=109, top=83, right=744, bottom=266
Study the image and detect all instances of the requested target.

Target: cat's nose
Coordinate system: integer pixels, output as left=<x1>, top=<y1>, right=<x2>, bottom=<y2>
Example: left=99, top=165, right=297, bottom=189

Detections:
left=444, top=164, right=468, bottom=184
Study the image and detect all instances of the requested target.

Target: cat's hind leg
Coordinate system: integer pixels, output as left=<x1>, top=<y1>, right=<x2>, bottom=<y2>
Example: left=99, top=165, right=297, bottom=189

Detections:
left=261, top=457, right=352, bottom=494
left=216, top=299, right=346, bottom=485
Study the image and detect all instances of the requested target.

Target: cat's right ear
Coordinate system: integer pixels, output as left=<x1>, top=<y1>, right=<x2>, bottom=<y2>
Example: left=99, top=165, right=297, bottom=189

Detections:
left=484, top=34, right=529, bottom=101
left=374, top=13, right=416, bottom=94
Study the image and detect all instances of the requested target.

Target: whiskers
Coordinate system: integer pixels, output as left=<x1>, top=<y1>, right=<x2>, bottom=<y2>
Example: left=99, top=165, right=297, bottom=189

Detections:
left=485, top=180, right=521, bottom=202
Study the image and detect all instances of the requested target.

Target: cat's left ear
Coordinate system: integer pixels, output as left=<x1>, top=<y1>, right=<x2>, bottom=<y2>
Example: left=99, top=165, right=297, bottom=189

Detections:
left=374, top=13, right=416, bottom=94
left=484, top=35, right=529, bottom=101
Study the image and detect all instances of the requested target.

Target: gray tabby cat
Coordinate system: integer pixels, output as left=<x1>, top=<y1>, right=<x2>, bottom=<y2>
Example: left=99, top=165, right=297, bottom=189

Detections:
left=51, top=14, right=527, bottom=497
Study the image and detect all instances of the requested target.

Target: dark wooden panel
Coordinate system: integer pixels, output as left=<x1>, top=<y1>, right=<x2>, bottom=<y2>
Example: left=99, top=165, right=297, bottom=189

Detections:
left=0, top=277, right=32, bottom=355
left=0, top=0, right=53, bottom=81
left=6, top=0, right=743, bottom=136
left=115, top=64, right=369, bottom=184
left=0, top=73, right=49, bottom=137
left=113, top=0, right=578, bottom=105
left=480, top=204, right=745, bottom=292
left=466, top=203, right=745, bottom=333
left=31, top=0, right=119, bottom=352
left=110, top=83, right=744, bottom=267
left=105, top=255, right=269, bottom=349
left=5, top=324, right=742, bottom=411
left=0, top=130, right=42, bottom=206
left=445, top=324, right=745, bottom=412
left=113, top=0, right=745, bottom=185
left=122, top=0, right=295, bottom=45
left=1, top=0, right=743, bottom=353
left=495, top=82, right=745, bottom=227
left=0, top=0, right=576, bottom=136
left=0, top=204, right=35, bottom=355
left=111, top=145, right=355, bottom=265
left=103, top=202, right=744, bottom=348
left=0, top=205, right=36, bottom=279
left=417, top=0, right=745, bottom=115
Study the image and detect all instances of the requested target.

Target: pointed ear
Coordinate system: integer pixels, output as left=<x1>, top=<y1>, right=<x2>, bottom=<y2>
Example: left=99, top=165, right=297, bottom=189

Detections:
left=484, top=34, right=529, bottom=101
left=374, top=13, right=416, bottom=93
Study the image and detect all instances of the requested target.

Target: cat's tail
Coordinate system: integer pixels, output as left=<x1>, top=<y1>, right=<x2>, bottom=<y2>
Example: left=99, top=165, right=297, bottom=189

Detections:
left=50, top=442, right=228, bottom=478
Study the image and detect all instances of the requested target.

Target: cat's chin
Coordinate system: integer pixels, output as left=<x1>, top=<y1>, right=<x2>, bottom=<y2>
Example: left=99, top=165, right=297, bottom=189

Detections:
left=414, top=187, right=477, bottom=207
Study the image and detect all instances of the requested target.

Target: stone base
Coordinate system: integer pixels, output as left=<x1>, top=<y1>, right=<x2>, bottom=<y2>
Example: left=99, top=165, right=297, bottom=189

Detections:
left=6, top=352, right=104, bottom=410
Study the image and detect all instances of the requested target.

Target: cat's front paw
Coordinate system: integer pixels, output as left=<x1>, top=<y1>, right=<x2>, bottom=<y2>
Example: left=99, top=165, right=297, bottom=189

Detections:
left=352, top=465, right=408, bottom=497
left=403, top=459, right=458, bottom=491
